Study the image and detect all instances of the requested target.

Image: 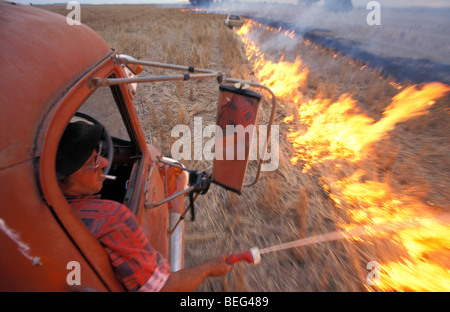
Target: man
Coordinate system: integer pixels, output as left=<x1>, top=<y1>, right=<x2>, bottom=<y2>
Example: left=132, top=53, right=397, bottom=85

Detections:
left=56, top=121, right=234, bottom=291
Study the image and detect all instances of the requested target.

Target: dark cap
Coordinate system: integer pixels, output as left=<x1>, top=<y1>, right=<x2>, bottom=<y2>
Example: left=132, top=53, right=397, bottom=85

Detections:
left=56, top=121, right=104, bottom=179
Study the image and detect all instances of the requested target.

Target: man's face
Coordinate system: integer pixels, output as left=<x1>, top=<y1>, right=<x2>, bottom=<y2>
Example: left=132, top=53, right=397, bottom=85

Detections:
left=61, top=149, right=109, bottom=196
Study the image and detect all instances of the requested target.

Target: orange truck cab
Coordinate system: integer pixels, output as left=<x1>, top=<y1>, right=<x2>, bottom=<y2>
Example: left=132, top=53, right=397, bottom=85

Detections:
left=0, top=2, right=276, bottom=291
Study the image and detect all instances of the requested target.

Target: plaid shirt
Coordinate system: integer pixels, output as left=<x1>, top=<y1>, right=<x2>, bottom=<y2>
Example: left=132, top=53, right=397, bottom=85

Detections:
left=69, top=196, right=170, bottom=291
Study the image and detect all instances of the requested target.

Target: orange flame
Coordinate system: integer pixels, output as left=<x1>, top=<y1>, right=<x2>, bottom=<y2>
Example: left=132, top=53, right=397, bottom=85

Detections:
left=287, top=83, right=450, bottom=170
left=236, top=21, right=450, bottom=291
left=238, top=21, right=308, bottom=102
left=334, top=170, right=450, bottom=291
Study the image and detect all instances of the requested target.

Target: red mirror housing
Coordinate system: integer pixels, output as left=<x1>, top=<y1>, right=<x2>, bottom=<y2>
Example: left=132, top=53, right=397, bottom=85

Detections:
left=212, top=85, right=262, bottom=194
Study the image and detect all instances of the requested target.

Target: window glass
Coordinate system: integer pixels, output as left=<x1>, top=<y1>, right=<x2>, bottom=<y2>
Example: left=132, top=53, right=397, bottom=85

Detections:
left=77, top=86, right=130, bottom=141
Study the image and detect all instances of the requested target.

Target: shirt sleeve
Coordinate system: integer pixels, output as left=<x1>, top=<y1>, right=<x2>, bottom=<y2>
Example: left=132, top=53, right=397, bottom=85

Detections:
left=70, top=198, right=170, bottom=291
left=136, top=254, right=170, bottom=292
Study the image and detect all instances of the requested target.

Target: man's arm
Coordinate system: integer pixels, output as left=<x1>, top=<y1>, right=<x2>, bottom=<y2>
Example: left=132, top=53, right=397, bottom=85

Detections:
left=160, top=254, right=234, bottom=292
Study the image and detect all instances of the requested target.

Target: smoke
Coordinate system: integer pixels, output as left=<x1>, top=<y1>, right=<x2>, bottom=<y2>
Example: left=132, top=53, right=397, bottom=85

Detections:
left=202, top=2, right=450, bottom=84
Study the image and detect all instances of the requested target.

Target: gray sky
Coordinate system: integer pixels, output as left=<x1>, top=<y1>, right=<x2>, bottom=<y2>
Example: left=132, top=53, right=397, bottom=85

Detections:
left=14, top=0, right=450, bottom=7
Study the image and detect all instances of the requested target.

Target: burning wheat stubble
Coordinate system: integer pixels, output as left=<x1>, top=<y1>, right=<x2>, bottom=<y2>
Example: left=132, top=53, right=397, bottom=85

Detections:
left=236, top=19, right=450, bottom=291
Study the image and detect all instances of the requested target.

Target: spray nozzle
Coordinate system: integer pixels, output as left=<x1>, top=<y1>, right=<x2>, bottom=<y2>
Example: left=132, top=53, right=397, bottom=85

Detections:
left=226, top=247, right=261, bottom=265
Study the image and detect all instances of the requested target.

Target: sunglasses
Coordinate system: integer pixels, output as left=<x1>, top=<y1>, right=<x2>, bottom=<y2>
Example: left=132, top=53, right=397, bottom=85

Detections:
left=84, top=142, right=103, bottom=170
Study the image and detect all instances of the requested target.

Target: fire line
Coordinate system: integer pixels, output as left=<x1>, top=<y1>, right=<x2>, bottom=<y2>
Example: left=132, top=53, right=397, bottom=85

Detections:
left=235, top=19, right=450, bottom=291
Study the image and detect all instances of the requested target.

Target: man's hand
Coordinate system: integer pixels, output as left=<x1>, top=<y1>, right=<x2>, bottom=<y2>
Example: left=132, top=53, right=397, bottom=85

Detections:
left=205, top=253, right=235, bottom=276
left=160, top=253, right=235, bottom=292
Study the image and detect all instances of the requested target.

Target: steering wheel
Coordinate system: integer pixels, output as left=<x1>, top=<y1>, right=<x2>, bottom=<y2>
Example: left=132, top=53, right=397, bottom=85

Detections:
left=74, top=112, right=114, bottom=176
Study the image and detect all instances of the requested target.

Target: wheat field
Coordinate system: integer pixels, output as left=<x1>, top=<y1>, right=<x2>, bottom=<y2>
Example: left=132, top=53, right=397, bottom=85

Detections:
left=41, top=4, right=450, bottom=292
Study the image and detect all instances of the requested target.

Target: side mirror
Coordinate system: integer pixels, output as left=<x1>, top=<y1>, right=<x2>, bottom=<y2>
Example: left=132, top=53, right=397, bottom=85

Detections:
left=89, top=56, right=278, bottom=194
left=212, top=85, right=262, bottom=194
